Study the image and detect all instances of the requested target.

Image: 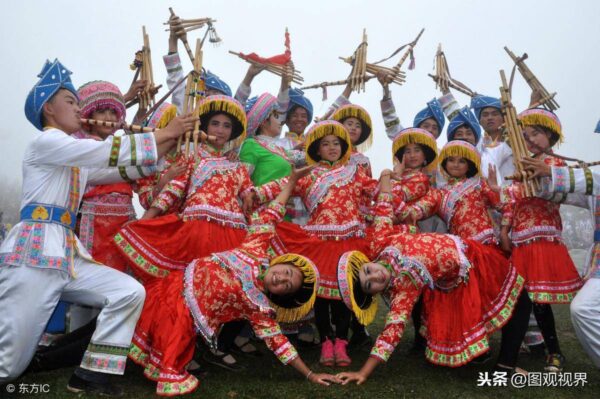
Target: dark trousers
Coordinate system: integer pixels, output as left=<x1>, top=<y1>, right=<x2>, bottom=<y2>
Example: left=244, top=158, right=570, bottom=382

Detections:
left=314, top=298, right=351, bottom=341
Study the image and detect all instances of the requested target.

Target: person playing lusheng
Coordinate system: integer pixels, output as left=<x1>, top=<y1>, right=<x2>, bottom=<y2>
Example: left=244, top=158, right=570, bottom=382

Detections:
left=114, top=95, right=254, bottom=283
left=500, top=108, right=584, bottom=372
left=521, top=156, right=600, bottom=368
left=128, top=168, right=341, bottom=396
left=470, top=94, right=514, bottom=185
left=335, top=171, right=532, bottom=385
left=405, top=140, right=502, bottom=247
left=0, top=59, right=194, bottom=395
left=72, top=81, right=136, bottom=273
left=252, top=120, right=382, bottom=366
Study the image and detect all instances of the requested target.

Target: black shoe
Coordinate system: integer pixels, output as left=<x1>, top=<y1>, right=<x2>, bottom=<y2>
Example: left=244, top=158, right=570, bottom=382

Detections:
left=201, top=349, right=245, bottom=372
left=67, top=373, right=123, bottom=397
left=230, top=341, right=263, bottom=358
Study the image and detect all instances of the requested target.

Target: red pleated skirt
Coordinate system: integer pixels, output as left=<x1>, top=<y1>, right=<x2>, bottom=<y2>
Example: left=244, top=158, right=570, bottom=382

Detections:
left=511, top=240, right=583, bottom=303
left=129, top=271, right=199, bottom=396
left=421, top=241, right=525, bottom=367
left=80, top=214, right=131, bottom=272
left=114, top=214, right=247, bottom=282
left=274, top=222, right=370, bottom=299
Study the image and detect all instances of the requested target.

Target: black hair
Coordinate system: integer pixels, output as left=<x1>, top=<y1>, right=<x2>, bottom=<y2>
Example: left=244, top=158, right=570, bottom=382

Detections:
left=200, top=111, right=244, bottom=140
left=441, top=156, right=478, bottom=178
left=395, top=143, right=436, bottom=166
left=352, top=273, right=374, bottom=310
left=340, top=116, right=371, bottom=145
left=307, top=135, right=349, bottom=163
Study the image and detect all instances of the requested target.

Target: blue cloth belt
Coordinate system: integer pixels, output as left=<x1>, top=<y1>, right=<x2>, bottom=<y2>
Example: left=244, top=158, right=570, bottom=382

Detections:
left=20, top=203, right=77, bottom=230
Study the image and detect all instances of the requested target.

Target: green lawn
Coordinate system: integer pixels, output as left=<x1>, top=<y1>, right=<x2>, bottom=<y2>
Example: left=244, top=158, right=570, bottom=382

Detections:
left=5, top=303, right=599, bottom=399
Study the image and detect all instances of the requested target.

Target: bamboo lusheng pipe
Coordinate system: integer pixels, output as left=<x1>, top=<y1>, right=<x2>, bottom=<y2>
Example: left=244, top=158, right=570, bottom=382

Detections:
left=340, top=57, right=406, bottom=85
left=504, top=47, right=559, bottom=111
left=499, top=69, right=539, bottom=196
left=229, top=51, right=303, bottom=84
left=80, top=118, right=215, bottom=142
left=392, top=28, right=425, bottom=71
left=163, top=17, right=217, bottom=26
left=300, top=75, right=377, bottom=91
left=178, top=39, right=207, bottom=157
left=427, top=74, right=476, bottom=97
left=125, top=84, right=162, bottom=109
left=169, top=7, right=196, bottom=65
left=139, top=72, right=192, bottom=122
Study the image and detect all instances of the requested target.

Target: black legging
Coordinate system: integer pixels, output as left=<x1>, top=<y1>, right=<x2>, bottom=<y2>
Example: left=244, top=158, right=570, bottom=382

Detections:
left=411, top=295, right=427, bottom=346
left=532, top=303, right=561, bottom=355
left=496, top=290, right=532, bottom=367
left=314, top=298, right=351, bottom=341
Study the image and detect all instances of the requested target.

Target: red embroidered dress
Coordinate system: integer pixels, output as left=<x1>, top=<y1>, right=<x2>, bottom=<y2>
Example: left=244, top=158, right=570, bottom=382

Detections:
left=365, top=194, right=524, bottom=366
left=128, top=203, right=297, bottom=396
left=501, top=154, right=583, bottom=303
left=79, top=183, right=135, bottom=272
left=408, top=177, right=501, bottom=245
left=114, top=144, right=253, bottom=281
left=259, top=161, right=377, bottom=299
left=72, top=133, right=136, bottom=272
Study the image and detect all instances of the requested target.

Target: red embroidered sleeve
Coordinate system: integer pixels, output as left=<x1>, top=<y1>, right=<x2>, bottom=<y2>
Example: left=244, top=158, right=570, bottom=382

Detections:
left=370, top=277, right=420, bottom=362
left=481, top=179, right=501, bottom=210
left=500, top=183, right=523, bottom=227
left=151, top=159, right=193, bottom=213
left=250, top=312, right=298, bottom=364
left=410, top=188, right=442, bottom=221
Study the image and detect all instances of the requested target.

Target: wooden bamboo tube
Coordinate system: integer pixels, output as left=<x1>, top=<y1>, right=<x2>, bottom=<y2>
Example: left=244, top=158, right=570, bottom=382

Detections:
left=394, top=28, right=425, bottom=70
left=500, top=70, right=535, bottom=196
left=79, top=118, right=211, bottom=143
left=170, top=7, right=195, bottom=64
left=301, top=75, right=376, bottom=91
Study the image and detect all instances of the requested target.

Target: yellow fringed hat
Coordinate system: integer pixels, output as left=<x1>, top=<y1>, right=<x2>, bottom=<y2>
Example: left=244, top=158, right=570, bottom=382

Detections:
left=266, top=254, right=320, bottom=323
left=305, top=120, right=353, bottom=165
left=337, top=251, right=378, bottom=326
left=518, top=108, right=563, bottom=146
left=330, top=104, right=373, bottom=151
left=146, top=102, right=178, bottom=129
left=392, top=127, right=438, bottom=166
left=438, top=140, right=481, bottom=178
left=198, top=95, right=247, bottom=148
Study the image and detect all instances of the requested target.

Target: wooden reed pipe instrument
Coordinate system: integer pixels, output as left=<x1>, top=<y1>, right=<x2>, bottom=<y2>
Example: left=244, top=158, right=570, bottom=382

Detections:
left=393, top=28, right=425, bottom=71
left=80, top=118, right=215, bottom=141
left=504, top=47, right=559, bottom=111
left=499, top=70, right=539, bottom=196
left=169, top=7, right=196, bottom=65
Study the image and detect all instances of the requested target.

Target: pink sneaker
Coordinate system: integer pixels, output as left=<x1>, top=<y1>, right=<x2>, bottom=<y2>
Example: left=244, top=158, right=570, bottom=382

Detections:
left=334, top=338, right=351, bottom=367
left=319, top=338, right=334, bottom=366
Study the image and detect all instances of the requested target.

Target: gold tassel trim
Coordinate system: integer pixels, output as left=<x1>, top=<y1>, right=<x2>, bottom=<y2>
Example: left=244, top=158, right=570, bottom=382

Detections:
left=439, top=143, right=481, bottom=176
left=270, top=253, right=319, bottom=323
left=156, top=104, right=178, bottom=129
left=344, top=251, right=378, bottom=326
left=305, top=122, right=353, bottom=165
left=392, top=130, right=438, bottom=165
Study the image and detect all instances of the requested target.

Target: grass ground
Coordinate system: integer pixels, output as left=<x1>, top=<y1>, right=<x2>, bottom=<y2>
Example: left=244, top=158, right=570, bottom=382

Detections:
left=4, top=303, right=599, bottom=399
